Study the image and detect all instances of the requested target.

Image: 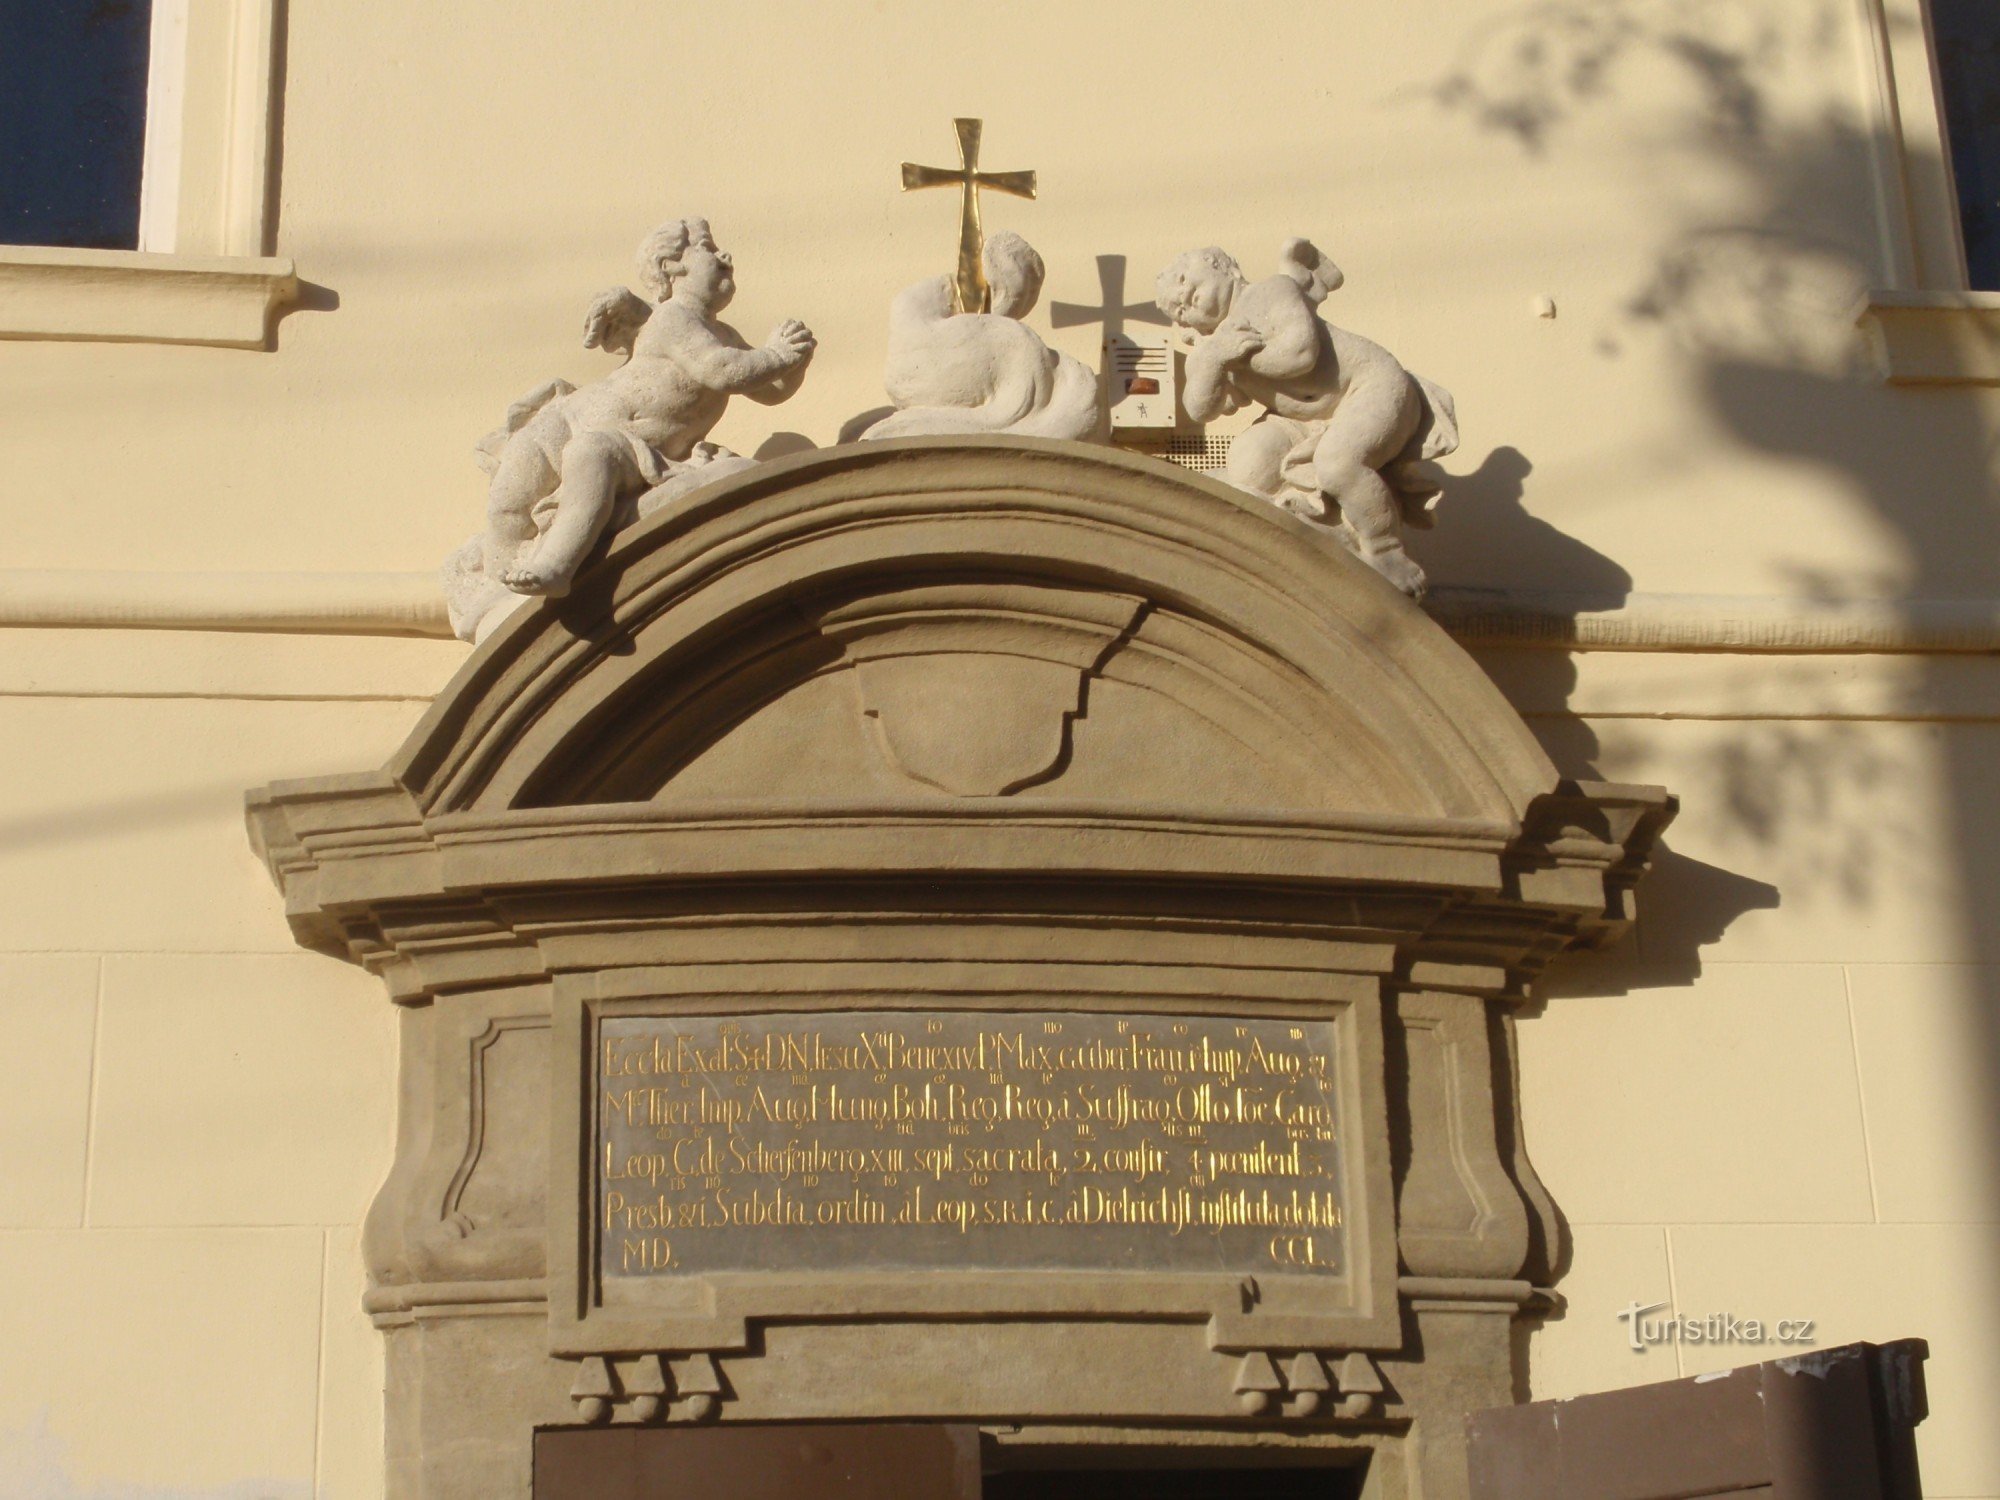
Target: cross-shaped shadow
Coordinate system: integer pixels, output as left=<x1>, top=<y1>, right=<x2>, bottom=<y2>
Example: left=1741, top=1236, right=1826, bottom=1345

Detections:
left=1049, top=254, right=1172, bottom=341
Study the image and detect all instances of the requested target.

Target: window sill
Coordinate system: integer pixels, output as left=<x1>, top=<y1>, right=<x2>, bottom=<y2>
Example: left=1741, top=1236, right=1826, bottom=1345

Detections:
left=1866, top=290, right=2000, bottom=385
left=0, top=245, right=299, bottom=350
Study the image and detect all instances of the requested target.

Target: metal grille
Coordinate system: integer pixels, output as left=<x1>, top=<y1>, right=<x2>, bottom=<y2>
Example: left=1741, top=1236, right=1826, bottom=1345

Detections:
left=1156, top=435, right=1231, bottom=472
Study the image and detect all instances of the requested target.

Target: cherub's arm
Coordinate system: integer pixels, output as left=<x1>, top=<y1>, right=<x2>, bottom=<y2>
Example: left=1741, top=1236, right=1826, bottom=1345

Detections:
left=745, top=337, right=815, bottom=405
left=583, top=288, right=653, bottom=358
left=1182, top=335, right=1246, bottom=423
left=1182, top=310, right=1274, bottom=421
left=662, top=310, right=814, bottom=394
left=1237, top=279, right=1322, bottom=382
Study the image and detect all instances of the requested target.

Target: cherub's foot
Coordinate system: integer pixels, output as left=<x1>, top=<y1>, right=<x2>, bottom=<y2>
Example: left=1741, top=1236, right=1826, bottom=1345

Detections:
left=1277, top=492, right=1327, bottom=522
left=499, top=558, right=573, bottom=597
left=1361, top=544, right=1428, bottom=600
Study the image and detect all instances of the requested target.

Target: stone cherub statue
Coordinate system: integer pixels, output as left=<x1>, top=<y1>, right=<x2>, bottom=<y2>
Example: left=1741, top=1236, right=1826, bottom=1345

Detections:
left=857, top=231, right=1098, bottom=441
left=1156, top=239, right=1457, bottom=598
left=443, top=217, right=816, bottom=641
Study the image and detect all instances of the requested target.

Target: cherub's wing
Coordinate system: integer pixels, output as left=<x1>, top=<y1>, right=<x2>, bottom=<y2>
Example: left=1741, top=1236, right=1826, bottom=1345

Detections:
left=1279, top=237, right=1344, bottom=306
left=583, top=286, right=653, bottom=357
left=474, top=377, right=575, bottom=475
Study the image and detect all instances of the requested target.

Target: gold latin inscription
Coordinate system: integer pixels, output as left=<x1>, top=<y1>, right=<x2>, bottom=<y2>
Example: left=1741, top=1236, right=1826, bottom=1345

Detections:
left=594, top=1010, right=1346, bottom=1280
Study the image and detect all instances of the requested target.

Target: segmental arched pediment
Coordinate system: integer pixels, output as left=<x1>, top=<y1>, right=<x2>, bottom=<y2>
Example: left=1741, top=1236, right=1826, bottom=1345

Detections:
left=245, top=436, right=1676, bottom=1472
left=251, top=438, right=1671, bottom=988
left=401, top=439, right=1553, bottom=816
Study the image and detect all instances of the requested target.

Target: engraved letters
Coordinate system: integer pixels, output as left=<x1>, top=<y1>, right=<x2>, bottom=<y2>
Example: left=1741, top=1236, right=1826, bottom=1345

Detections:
left=595, top=1010, right=1346, bottom=1280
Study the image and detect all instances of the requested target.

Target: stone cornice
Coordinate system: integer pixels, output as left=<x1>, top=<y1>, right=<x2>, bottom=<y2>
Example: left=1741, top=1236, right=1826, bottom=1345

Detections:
left=242, top=441, right=1674, bottom=1002
left=247, top=781, right=1671, bottom=1003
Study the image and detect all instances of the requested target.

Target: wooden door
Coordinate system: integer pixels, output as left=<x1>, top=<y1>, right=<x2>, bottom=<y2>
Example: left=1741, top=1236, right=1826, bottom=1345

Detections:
left=535, top=1424, right=982, bottom=1500
left=537, top=1428, right=1371, bottom=1499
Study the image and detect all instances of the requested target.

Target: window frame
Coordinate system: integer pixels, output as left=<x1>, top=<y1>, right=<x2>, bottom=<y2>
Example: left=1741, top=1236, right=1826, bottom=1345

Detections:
left=1861, top=0, right=2000, bottom=383
left=0, top=0, right=297, bottom=351
left=1858, top=0, right=1969, bottom=293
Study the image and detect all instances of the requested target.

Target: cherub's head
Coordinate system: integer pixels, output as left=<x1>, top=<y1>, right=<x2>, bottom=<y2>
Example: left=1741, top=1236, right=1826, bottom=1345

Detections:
left=983, top=231, right=1045, bottom=318
left=1155, top=247, right=1243, bottom=334
left=637, top=217, right=734, bottom=309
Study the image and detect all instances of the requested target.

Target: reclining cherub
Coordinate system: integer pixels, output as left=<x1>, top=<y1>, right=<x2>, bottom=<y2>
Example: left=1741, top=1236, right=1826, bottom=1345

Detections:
left=444, top=217, right=814, bottom=639
left=1156, top=239, right=1456, bottom=598
left=857, top=230, right=1098, bottom=441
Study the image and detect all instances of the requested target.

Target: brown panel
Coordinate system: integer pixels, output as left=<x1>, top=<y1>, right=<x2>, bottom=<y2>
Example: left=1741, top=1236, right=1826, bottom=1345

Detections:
left=1467, top=1341, right=1930, bottom=1500
left=1545, top=1367, right=1768, bottom=1500
left=989, top=1463, right=1367, bottom=1499
left=1468, top=1366, right=1766, bottom=1500
left=534, top=1423, right=981, bottom=1500
left=1465, top=1401, right=1558, bottom=1500
left=1762, top=1342, right=1929, bottom=1500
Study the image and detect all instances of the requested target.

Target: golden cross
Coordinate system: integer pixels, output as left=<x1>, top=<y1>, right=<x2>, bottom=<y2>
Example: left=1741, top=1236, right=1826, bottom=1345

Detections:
left=901, top=118, right=1037, bottom=314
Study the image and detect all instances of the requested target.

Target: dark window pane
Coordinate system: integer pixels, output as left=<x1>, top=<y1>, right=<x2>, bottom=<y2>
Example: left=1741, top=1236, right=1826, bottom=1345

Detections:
left=1934, top=0, right=2000, bottom=289
left=0, top=0, right=155, bottom=250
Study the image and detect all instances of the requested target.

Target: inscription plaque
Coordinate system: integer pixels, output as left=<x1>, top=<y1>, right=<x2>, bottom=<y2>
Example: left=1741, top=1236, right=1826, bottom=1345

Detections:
left=595, top=1009, right=1345, bottom=1282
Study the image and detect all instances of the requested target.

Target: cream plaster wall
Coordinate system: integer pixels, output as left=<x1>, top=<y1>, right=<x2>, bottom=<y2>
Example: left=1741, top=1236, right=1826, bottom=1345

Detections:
left=0, top=684, right=417, bottom=1498
left=2, top=0, right=1998, bottom=1496
left=1518, top=703, right=2000, bottom=1500
left=6, top=0, right=1994, bottom=597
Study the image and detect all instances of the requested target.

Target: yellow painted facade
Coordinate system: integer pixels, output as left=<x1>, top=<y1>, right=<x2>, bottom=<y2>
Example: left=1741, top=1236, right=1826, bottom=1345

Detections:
left=2, top=1, right=1998, bottom=1494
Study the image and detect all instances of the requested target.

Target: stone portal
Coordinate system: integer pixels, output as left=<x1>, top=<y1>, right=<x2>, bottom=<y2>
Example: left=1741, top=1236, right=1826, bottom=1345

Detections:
left=248, top=438, right=1673, bottom=1500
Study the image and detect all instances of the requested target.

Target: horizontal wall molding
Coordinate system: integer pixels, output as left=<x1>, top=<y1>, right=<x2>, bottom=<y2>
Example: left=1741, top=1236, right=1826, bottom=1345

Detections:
left=0, top=570, right=448, bottom=636
left=2, top=571, right=1998, bottom=656
left=1428, top=588, right=2000, bottom=654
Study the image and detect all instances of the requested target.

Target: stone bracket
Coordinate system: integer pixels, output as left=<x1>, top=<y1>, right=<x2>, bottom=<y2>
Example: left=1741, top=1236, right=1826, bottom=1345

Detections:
left=1228, top=1349, right=1388, bottom=1422
left=567, top=1350, right=726, bottom=1426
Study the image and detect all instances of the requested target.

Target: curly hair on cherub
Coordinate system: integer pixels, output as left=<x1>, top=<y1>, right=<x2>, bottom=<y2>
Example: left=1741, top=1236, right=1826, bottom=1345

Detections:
left=635, top=217, right=711, bottom=299
left=1154, top=245, right=1243, bottom=318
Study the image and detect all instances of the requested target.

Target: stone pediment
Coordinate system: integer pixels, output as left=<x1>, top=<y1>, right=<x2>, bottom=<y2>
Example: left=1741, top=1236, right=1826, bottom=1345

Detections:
left=252, top=438, right=1672, bottom=997
left=247, top=439, right=1674, bottom=1495
left=409, top=438, right=1544, bottom=818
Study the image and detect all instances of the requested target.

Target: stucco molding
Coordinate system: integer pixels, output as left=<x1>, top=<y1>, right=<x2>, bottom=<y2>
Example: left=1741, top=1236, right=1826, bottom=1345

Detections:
left=0, top=246, right=298, bottom=349
left=6, top=566, right=1997, bottom=657
left=1865, top=290, right=2000, bottom=386
left=1430, top=586, right=2000, bottom=654
left=0, top=568, right=439, bottom=634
